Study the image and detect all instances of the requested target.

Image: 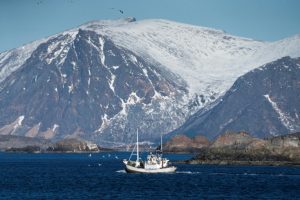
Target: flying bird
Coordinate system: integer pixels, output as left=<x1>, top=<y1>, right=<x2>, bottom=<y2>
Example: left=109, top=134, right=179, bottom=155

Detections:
left=36, top=0, right=43, bottom=5
left=110, top=8, right=124, bottom=14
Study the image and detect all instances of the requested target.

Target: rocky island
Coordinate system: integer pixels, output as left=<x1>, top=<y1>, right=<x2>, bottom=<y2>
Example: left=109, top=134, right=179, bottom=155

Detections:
left=165, top=132, right=300, bottom=166
left=0, top=135, right=101, bottom=153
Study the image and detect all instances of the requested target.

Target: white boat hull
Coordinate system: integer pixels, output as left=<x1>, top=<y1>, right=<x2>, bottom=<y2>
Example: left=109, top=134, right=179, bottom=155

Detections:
left=125, top=164, right=177, bottom=173
left=123, top=131, right=176, bottom=174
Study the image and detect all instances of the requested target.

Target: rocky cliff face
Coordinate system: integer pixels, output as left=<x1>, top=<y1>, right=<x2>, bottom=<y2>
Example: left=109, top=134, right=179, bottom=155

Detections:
left=210, top=131, right=264, bottom=149
left=171, top=57, right=300, bottom=139
left=0, top=135, right=99, bottom=152
left=181, top=131, right=300, bottom=165
left=269, top=132, right=300, bottom=148
left=49, top=138, right=99, bottom=152
left=163, top=135, right=209, bottom=152
left=0, top=135, right=51, bottom=150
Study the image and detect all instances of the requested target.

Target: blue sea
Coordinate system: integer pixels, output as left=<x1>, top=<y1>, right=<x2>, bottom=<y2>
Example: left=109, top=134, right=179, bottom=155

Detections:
left=0, top=152, right=300, bottom=199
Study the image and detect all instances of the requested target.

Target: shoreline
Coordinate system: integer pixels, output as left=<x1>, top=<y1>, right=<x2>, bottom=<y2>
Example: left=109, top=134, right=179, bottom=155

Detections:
left=2, top=150, right=300, bottom=167
left=183, top=159, right=300, bottom=167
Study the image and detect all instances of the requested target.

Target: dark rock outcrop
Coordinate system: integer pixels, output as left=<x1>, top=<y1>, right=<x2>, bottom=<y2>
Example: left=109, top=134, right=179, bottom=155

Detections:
left=184, top=131, right=300, bottom=166
left=0, top=135, right=100, bottom=153
left=6, top=145, right=42, bottom=153
left=48, top=138, right=99, bottom=152
left=0, top=135, right=51, bottom=151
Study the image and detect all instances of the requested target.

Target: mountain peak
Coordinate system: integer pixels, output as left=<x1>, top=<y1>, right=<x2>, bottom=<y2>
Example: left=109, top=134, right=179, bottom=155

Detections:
left=170, top=57, right=300, bottom=139
left=79, top=17, right=137, bottom=30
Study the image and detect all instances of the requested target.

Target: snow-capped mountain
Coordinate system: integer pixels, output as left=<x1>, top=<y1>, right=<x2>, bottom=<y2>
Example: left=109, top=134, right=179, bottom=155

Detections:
left=82, top=18, right=300, bottom=95
left=170, top=57, right=300, bottom=139
left=0, top=17, right=299, bottom=146
left=0, top=28, right=187, bottom=146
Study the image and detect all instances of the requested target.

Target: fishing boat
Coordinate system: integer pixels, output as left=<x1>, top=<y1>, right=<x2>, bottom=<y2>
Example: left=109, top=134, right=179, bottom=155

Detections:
left=123, top=130, right=176, bottom=173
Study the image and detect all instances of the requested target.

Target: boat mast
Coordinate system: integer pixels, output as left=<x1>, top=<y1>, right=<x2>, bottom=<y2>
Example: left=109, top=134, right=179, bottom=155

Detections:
left=161, top=134, right=163, bottom=155
left=136, top=129, right=139, bottom=163
left=161, top=134, right=163, bottom=168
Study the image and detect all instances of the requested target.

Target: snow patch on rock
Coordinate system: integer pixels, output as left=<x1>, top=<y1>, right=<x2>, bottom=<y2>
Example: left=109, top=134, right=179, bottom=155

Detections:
left=264, top=94, right=295, bottom=132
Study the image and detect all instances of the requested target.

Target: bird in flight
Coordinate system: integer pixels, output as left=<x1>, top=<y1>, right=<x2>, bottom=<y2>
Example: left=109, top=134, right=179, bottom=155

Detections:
left=110, top=8, right=124, bottom=14
left=36, top=0, right=43, bottom=5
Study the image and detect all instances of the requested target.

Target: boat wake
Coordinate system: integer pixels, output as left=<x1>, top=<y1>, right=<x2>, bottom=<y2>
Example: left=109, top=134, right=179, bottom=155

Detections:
left=240, top=173, right=300, bottom=177
left=176, top=171, right=202, bottom=174
left=116, top=170, right=126, bottom=173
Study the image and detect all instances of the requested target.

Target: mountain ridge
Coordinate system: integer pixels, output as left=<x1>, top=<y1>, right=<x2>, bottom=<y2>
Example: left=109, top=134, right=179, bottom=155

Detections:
left=0, top=18, right=299, bottom=146
left=170, top=56, right=300, bottom=139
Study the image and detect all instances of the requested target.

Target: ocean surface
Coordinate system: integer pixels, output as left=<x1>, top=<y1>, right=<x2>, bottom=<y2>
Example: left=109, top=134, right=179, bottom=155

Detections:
left=0, top=152, right=300, bottom=199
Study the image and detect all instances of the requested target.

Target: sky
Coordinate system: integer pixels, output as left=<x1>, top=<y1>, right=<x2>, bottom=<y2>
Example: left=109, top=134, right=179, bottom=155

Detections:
left=1, top=0, right=300, bottom=52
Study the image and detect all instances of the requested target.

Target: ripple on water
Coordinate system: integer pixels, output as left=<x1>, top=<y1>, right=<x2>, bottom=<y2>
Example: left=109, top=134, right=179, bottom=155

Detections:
left=0, top=152, right=300, bottom=199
